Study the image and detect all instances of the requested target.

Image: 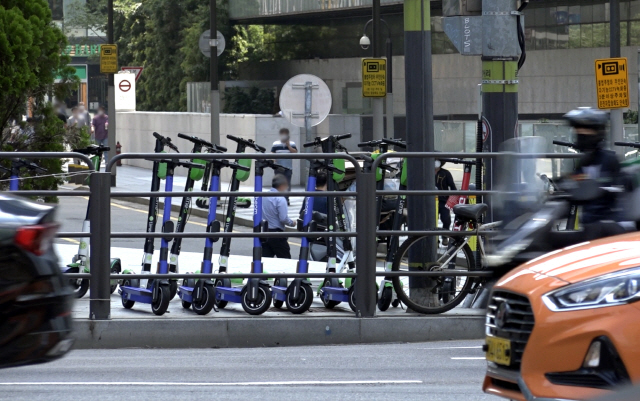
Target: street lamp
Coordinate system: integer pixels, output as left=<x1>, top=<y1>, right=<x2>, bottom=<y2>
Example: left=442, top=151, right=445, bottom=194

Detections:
left=361, top=18, right=394, bottom=139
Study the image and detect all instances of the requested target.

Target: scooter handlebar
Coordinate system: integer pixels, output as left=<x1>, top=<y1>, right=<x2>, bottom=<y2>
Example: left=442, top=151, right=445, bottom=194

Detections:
left=153, top=132, right=179, bottom=152
left=615, top=141, right=640, bottom=149
left=335, top=133, right=352, bottom=141
left=553, top=140, right=575, bottom=148
left=178, top=133, right=215, bottom=149
left=226, top=134, right=266, bottom=153
left=73, top=144, right=110, bottom=155
left=382, top=138, right=407, bottom=149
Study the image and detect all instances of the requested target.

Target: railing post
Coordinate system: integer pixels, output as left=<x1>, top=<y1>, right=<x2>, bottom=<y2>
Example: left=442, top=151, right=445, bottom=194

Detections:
left=89, top=172, right=112, bottom=320
left=355, top=169, right=377, bottom=318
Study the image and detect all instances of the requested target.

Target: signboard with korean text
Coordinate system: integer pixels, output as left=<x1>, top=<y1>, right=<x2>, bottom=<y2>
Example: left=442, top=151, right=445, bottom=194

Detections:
left=595, top=57, right=629, bottom=110
left=100, top=44, right=118, bottom=74
left=362, top=58, right=387, bottom=98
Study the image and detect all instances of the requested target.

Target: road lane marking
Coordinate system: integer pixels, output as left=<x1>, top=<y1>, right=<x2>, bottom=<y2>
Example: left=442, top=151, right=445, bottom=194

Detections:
left=0, top=380, right=422, bottom=387
left=450, top=357, right=486, bottom=360
left=418, top=346, right=482, bottom=350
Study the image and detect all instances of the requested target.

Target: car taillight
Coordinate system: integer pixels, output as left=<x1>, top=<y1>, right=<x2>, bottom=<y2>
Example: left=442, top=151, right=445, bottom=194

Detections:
left=15, top=223, right=59, bottom=256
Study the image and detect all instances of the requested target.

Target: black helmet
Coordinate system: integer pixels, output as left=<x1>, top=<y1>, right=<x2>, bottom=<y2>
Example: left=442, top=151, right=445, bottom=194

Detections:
left=563, top=108, right=608, bottom=131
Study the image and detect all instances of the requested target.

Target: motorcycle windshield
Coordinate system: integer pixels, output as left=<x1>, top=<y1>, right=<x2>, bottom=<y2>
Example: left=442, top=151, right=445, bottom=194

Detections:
left=493, top=136, right=551, bottom=225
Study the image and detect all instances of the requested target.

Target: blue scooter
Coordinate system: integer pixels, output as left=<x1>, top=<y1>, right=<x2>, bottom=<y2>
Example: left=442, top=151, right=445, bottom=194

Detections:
left=119, top=158, right=203, bottom=315
left=271, top=158, right=328, bottom=314
left=3, top=159, right=47, bottom=190
left=177, top=151, right=249, bottom=315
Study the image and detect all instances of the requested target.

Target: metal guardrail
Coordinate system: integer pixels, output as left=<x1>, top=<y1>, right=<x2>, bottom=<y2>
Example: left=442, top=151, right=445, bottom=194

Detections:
left=2, top=150, right=581, bottom=320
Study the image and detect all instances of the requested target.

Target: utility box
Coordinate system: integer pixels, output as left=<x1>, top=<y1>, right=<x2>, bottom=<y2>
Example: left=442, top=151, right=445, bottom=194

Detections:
left=443, top=0, right=482, bottom=16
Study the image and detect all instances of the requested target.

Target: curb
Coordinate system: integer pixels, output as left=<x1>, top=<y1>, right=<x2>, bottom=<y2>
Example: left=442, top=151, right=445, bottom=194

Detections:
left=73, top=315, right=485, bottom=349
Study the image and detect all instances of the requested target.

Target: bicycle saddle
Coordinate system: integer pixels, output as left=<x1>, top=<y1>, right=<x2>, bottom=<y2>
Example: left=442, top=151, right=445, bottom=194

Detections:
left=453, top=203, right=488, bottom=221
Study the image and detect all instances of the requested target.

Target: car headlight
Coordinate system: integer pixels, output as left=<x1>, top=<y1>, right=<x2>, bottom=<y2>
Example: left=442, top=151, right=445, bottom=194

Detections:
left=543, top=267, right=640, bottom=311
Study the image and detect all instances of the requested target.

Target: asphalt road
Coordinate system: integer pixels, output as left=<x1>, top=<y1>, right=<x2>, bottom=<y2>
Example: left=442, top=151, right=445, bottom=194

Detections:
left=54, top=196, right=275, bottom=257
left=0, top=340, right=492, bottom=401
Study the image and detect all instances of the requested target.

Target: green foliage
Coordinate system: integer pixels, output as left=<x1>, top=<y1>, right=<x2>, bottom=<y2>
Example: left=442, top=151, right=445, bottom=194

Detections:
left=0, top=0, right=79, bottom=199
left=624, top=110, right=638, bottom=125
left=223, top=86, right=276, bottom=114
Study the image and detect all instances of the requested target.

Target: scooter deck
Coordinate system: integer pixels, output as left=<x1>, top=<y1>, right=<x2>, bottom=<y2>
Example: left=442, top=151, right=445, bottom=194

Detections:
left=271, top=286, right=287, bottom=302
left=177, top=286, right=194, bottom=303
left=120, top=286, right=153, bottom=304
left=215, top=286, right=243, bottom=304
left=320, top=286, right=349, bottom=303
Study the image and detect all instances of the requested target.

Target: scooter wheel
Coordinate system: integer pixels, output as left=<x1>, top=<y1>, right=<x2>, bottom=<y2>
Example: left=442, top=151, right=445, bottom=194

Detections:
left=348, top=285, right=357, bottom=313
left=392, top=299, right=401, bottom=308
left=121, top=278, right=135, bottom=309
left=169, top=280, right=178, bottom=301
left=151, top=285, right=170, bottom=316
left=285, top=283, right=313, bottom=315
left=181, top=300, right=192, bottom=309
left=272, top=279, right=284, bottom=308
left=378, top=287, right=393, bottom=312
left=320, top=279, right=339, bottom=309
left=192, top=283, right=215, bottom=315
left=213, top=279, right=228, bottom=309
left=241, top=284, right=272, bottom=315
left=75, top=279, right=90, bottom=299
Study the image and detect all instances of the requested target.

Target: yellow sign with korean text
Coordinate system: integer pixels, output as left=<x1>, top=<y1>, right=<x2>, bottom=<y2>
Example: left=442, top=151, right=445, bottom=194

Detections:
left=100, top=44, right=118, bottom=74
left=595, top=57, right=629, bottom=110
left=362, top=58, right=387, bottom=98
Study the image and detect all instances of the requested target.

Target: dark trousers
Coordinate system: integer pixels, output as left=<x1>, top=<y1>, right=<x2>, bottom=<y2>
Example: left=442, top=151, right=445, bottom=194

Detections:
left=282, top=169, right=292, bottom=200
left=263, top=229, right=291, bottom=259
left=438, top=202, right=451, bottom=230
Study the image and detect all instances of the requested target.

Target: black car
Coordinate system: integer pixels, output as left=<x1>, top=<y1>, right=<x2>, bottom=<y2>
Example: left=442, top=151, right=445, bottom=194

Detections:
left=0, top=194, right=74, bottom=368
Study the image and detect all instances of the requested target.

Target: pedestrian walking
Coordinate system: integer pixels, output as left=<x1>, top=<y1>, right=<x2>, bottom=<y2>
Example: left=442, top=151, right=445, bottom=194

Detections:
left=91, top=106, right=109, bottom=164
left=261, top=174, right=295, bottom=258
left=435, top=159, right=456, bottom=244
left=271, top=128, right=297, bottom=204
left=77, top=102, right=91, bottom=128
left=67, top=106, right=80, bottom=127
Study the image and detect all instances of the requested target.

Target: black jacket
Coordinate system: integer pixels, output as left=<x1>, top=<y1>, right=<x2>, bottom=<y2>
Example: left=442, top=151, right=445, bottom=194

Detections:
left=575, top=149, right=621, bottom=223
left=435, top=168, right=456, bottom=203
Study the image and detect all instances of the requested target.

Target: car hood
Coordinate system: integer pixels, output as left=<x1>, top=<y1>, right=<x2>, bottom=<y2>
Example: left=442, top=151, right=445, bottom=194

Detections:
left=506, top=232, right=640, bottom=284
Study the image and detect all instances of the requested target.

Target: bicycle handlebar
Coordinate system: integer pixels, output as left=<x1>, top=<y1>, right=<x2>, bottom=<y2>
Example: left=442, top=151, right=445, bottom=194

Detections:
left=553, top=140, right=575, bottom=148
left=615, top=141, right=640, bottom=149
left=439, top=157, right=477, bottom=166
left=226, top=134, right=266, bottom=153
left=73, top=144, right=110, bottom=155
left=153, top=132, right=179, bottom=152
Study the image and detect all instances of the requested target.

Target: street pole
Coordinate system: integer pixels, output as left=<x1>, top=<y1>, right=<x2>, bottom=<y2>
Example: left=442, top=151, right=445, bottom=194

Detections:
left=385, top=37, right=395, bottom=138
left=610, top=0, right=624, bottom=154
left=210, top=0, right=220, bottom=146
left=404, top=0, right=437, bottom=303
left=107, top=0, right=116, bottom=186
left=371, top=0, right=384, bottom=140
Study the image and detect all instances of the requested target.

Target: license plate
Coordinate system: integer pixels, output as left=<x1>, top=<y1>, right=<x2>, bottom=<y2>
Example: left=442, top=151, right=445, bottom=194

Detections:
left=486, top=336, right=511, bottom=366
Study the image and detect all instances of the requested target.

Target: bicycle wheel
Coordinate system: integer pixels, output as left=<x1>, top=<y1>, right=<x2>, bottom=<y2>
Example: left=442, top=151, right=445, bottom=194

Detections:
left=391, top=235, right=476, bottom=314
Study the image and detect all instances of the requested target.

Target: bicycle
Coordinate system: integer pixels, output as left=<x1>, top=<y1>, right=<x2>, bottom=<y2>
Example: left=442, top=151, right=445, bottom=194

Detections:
left=390, top=203, right=498, bottom=314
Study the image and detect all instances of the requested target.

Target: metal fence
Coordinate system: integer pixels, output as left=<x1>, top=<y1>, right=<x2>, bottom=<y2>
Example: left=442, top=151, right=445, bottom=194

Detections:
left=3, top=150, right=580, bottom=320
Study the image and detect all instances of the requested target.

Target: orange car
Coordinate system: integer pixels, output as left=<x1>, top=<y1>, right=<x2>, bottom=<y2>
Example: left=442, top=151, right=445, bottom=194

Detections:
left=483, top=232, right=640, bottom=401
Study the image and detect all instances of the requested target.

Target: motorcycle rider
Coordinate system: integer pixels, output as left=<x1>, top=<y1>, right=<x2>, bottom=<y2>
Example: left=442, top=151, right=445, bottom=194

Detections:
left=564, top=108, right=622, bottom=224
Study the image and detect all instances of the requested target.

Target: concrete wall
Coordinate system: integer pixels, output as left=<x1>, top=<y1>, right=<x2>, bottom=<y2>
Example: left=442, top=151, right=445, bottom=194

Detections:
left=116, top=112, right=361, bottom=187
left=239, top=47, right=640, bottom=116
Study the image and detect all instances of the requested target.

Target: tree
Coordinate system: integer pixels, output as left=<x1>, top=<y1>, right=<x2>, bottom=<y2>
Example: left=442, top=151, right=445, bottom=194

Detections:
left=0, top=0, right=79, bottom=196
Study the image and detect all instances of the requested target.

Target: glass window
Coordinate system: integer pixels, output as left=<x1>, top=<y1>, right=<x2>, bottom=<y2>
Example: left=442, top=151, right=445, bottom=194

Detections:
left=581, top=24, right=593, bottom=47
left=631, top=1, right=640, bottom=20
left=592, top=23, right=607, bottom=47
left=524, top=8, right=536, bottom=26
left=535, top=8, right=546, bottom=26
left=592, top=3, right=606, bottom=22
left=630, top=21, right=640, bottom=46
left=581, top=4, right=593, bottom=23
left=557, top=25, right=569, bottom=48
left=525, top=27, right=536, bottom=50
left=546, top=7, right=557, bottom=25
left=620, top=1, right=629, bottom=20
left=569, top=24, right=581, bottom=48
left=621, top=21, right=628, bottom=46
left=556, top=6, right=569, bottom=25
left=547, top=27, right=558, bottom=49
left=535, top=28, right=546, bottom=50
left=569, top=5, right=581, bottom=24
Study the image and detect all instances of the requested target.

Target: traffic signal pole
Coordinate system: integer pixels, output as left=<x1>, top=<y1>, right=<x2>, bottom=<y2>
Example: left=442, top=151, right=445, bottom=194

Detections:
left=404, top=0, right=437, bottom=303
left=372, top=0, right=384, bottom=140
left=610, top=0, right=624, bottom=154
left=107, top=0, right=116, bottom=186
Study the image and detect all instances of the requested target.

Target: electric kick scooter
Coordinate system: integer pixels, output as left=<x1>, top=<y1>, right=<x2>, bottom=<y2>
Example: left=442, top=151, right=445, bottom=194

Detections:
left=304, top=134, right=361, bottom=311
left=64, top=144, right=123, bottom=298
left=3, top=158, right=47, bottom=191
left=122, top=133, right=179, bottom=288
left=356, top=138, right=408, bottom=311
left=177, top=156, right=248, bottom=315
left=119, top=158, right=203, bottom=315
left=213, top=134, right=267, bottom=311
left=167, top=133, right=227, bottom=299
